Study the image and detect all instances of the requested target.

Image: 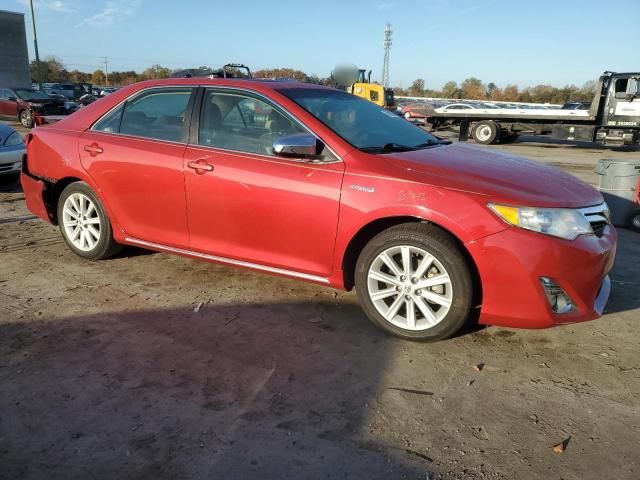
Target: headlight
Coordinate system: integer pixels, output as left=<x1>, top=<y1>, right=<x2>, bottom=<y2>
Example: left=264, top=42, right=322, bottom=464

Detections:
left=488, top=203, right=592, bottom=240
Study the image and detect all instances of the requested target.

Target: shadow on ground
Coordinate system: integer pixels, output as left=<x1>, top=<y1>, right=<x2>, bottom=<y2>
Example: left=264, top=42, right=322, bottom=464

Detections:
left=0, top=301, right=443, bottom=480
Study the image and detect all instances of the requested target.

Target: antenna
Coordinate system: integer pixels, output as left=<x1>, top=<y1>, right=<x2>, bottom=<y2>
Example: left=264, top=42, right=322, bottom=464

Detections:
left=382, top=23, right=393, bottom=88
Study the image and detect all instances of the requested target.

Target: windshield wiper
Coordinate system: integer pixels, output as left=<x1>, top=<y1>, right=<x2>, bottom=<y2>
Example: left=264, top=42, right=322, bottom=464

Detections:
left=360, top=143, right=416, bottom=153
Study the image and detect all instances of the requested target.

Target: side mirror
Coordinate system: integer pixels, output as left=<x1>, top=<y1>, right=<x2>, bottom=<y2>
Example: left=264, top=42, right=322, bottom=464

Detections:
left=273, top=133, right=324, bottom=158
left=7, top=96, right=17, bottom=102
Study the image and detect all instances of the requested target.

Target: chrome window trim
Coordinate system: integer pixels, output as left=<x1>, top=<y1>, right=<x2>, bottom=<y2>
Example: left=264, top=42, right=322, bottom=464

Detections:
left=89, top=84, right=344, bottom=165
left=90, top=85, right=196, bottom=139
left=124, top=236, right=330, bottom=284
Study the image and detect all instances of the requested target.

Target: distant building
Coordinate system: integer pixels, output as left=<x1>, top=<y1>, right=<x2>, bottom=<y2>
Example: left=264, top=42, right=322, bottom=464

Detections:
left=0, top=10, right=31, bottom=87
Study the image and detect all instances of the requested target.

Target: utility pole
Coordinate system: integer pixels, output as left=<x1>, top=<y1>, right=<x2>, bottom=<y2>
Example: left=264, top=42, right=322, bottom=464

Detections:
left=382, top=23, right=393, bottom=89
left=104, top=57, right=109, bottom=86
left=29, top=0, right=41, bottom=84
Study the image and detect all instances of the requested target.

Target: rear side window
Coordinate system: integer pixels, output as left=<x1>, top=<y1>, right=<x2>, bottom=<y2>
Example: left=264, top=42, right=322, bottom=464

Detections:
left=93, top=88, right=194, bottom=142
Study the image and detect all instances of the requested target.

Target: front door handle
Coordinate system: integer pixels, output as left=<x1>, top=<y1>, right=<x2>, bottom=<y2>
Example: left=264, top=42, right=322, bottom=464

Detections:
left=83, top=143, right=103, bottom=156
left=187, top=159, right=214, bottom=173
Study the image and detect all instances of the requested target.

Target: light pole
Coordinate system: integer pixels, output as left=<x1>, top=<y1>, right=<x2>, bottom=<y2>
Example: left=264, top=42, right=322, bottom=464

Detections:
left=29, top=0, right=41, bottom=84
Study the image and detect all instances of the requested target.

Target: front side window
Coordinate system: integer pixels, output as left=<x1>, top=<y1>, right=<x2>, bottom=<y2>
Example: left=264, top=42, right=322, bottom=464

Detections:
left=94, top=88, right=193, bottom=142
left=199, top=90, right=305, bottom=156
left=279, top=88, right=439, bottom=153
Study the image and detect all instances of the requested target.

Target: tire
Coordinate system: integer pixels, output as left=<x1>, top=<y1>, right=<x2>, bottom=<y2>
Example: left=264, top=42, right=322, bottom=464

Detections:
left=629, top=210, right=640, bottom=233
left=472, top=120, right=500, bottom=145
left=354, top=223, right=474, bottom=341
left=19, top=109, right=34, bottom=128
left=56, top=182, right=122, bottom=260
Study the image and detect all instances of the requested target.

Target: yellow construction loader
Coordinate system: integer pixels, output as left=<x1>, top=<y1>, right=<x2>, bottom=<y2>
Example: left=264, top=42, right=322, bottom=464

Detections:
left=333, top=67, right=395, bottom=109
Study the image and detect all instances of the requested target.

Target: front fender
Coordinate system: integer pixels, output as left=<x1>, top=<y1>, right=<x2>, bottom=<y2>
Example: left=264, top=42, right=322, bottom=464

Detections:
left=328, top=172, right=507, bottom=288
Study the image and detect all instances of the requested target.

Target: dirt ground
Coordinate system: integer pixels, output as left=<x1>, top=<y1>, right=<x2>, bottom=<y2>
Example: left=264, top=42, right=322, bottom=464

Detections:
left=1, top=124, right=639, bottom=480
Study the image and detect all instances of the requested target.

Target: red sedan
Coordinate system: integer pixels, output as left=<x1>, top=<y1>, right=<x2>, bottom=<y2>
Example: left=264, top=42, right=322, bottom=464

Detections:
left=21, top=78, right=616, bottom=341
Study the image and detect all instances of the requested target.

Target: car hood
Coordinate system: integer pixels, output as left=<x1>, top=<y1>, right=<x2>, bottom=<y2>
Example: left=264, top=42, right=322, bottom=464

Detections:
left=384, top=143, right=602, bottom=208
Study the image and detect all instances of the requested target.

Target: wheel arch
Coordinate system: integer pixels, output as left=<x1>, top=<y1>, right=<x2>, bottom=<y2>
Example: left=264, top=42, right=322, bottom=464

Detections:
left=42, top=176, right=84, bottom=225
left=340, top=215, right=482, bottom=307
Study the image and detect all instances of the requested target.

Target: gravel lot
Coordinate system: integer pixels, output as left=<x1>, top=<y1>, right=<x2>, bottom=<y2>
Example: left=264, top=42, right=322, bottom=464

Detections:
left=1, top=123, right=639, bottom=480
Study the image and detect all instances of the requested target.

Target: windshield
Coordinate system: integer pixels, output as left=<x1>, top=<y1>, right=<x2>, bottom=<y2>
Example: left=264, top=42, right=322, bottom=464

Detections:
left=278, top=88, right=440, bottom=153
left=14, top=89, right=51, bottom=101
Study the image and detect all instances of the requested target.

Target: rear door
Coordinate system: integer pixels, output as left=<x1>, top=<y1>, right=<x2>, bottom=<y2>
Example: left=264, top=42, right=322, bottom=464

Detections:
left=79, top=86, right=196, bottom=248
left=182, top=88, right=344, bottom=277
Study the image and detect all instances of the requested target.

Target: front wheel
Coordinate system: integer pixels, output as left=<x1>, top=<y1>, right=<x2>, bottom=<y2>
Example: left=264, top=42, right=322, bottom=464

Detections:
left=19, top=110, right=34, bottom=128
left=57, top=182, right=122, bottom=260
left=355, top=223, right=474, bottom=341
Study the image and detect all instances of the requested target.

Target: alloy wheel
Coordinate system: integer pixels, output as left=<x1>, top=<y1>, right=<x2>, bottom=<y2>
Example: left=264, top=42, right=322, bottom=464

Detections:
left=62, top=192, right=102, bottom=251
left=367, top=245, right=453, bottom=331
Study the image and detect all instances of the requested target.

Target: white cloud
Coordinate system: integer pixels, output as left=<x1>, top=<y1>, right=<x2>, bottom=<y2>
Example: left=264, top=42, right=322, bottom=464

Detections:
left=77, top=0, right=141, bottom=27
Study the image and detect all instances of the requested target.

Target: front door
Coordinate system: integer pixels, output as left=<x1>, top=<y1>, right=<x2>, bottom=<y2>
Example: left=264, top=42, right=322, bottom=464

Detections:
left=0, top=89, right=18, bottom=117
left=183, top=88, right=344, bottom=277
left=79, top=87, right=196, bottom=248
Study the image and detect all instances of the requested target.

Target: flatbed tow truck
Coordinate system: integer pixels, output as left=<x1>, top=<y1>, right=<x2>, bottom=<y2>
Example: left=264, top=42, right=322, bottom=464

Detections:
left=426, top=72, right=640, bottom=146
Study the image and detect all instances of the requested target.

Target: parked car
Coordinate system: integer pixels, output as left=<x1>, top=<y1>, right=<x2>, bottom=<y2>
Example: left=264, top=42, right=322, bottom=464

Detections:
left=21, top=79, right=616, bottom=341
left=45, top=83, right=93, bottom=102
left=0, top=87, right=68, bottom=127
left=0, top=124, right=25, bottom=180
left=100, top=87, right=118, bottom=96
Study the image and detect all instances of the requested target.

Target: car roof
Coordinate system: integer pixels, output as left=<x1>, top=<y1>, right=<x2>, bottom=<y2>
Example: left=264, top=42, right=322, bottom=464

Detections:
left=128, top=77, right=332, bottom=91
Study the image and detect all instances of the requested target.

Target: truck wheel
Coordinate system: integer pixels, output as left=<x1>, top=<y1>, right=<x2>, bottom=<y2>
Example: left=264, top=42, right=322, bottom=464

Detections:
left=629, top=210, right=640, bottom=233
left=57, top=182, right=122, bottom=260
left=19, top=110, right=34, bottom=128
left=472, top=121, right=500, bottom=145
left=354, top=223, right=474, bottom=341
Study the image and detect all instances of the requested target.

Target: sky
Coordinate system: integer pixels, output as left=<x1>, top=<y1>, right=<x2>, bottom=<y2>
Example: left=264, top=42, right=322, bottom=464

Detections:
left=2, top=0, right=639, bottom=89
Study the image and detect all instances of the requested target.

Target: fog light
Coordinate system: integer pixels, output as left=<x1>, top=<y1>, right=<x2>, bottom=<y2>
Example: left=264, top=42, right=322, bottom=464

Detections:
left=540, top=277, right=575, bottom=314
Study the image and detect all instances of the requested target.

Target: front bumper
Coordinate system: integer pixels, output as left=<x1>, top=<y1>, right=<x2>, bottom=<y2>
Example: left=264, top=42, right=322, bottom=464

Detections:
left=466, top=224, right=617, bottom=329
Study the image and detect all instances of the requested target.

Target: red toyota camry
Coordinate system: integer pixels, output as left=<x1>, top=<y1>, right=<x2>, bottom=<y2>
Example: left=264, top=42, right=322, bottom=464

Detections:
left=20, top=78, right=616, bottom=341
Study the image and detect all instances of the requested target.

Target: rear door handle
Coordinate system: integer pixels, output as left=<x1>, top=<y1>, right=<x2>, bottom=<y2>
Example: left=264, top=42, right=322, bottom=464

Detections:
left=83, top=143, right=103, bottom=156
left=187, top=159, right=214, bottom=173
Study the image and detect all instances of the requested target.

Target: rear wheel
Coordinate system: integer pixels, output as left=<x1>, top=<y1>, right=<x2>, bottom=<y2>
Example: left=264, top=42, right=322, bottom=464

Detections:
left=355, top=223, right=474, bottom=341
left=472, top=120, right=500, bottom=145
left=56, top=182, right=121, bottom=260
left=19, top=110, right=34, bottom=128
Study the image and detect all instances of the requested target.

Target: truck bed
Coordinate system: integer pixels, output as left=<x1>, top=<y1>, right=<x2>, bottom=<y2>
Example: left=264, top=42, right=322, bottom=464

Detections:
left=430, top=108, right=595, bottom=122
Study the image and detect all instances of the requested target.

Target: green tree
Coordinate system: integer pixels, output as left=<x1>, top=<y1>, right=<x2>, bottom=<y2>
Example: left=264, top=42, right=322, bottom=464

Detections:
left=441, top=81, right=459, bottom=98
left=501, top=84, right=519, bottom=101
left=90, top=69, right=106, bottom=86
left=408, top=78, right=425, bottom=97
left=30, top=56, right=67, bottom=83
left=461, top=77, right=485, bottom=99
left=142, top=64, right=171, bottom=80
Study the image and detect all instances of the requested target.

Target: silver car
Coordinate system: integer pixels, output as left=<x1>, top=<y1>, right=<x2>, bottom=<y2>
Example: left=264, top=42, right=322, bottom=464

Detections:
left=0, top=124, right=25, bottom=179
